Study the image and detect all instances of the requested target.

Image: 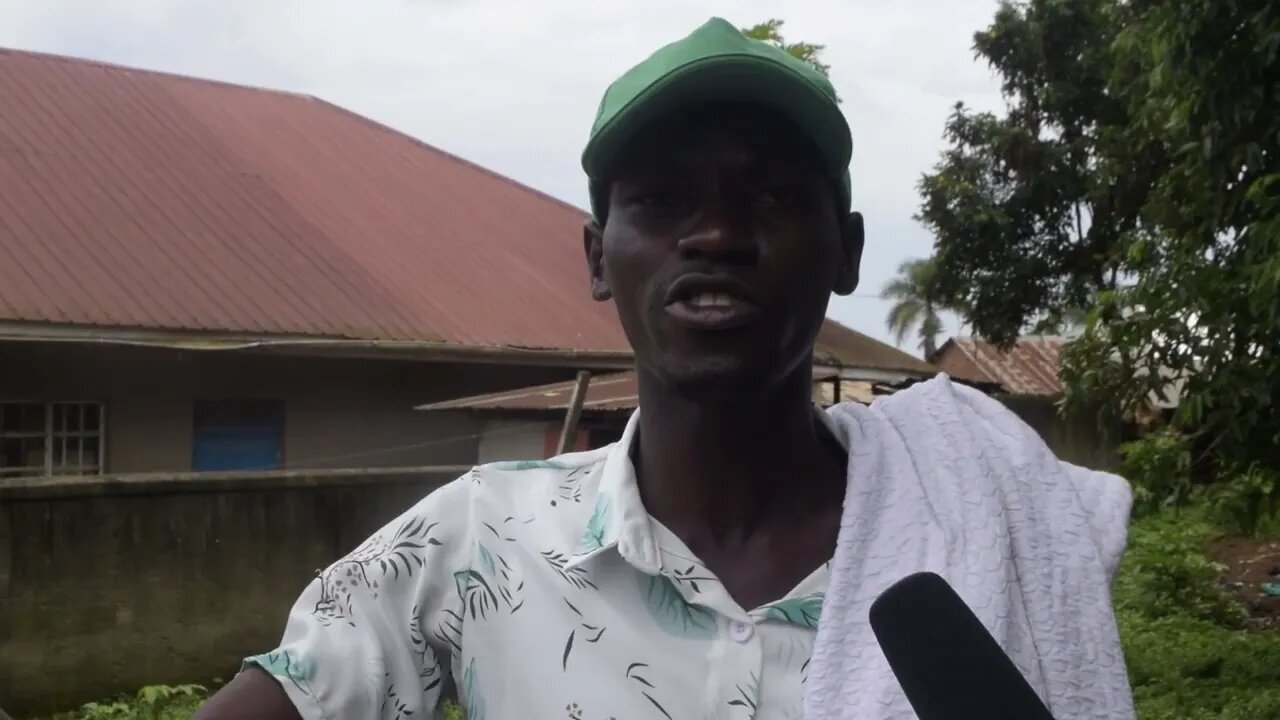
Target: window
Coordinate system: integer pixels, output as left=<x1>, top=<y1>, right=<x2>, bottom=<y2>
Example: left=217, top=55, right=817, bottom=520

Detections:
left=192, top=400, right=284, bottom=472
left=0, top=402, right=104, bottom=478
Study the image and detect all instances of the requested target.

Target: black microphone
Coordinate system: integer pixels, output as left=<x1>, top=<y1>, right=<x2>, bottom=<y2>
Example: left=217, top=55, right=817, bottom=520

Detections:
left=868, top=571, right=1057, bottom=720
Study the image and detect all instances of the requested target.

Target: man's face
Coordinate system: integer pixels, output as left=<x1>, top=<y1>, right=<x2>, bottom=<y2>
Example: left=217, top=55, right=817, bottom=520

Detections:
left=585, top=103, right=863, bottom=399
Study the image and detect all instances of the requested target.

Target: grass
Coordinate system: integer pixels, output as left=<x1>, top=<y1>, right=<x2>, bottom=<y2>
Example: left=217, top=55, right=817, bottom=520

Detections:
left=29, top=510, right=1279, bottom=720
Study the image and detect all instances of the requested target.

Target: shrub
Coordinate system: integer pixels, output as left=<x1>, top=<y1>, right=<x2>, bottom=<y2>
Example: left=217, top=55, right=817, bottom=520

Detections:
left=1116, top=509, right=1280, bottom=720
left=1120, top=613, right=1280, bottom=720
left=1113, top=510, right=1246, bottom=628
left=1119, top=432, right=1192, bottom=516
left=47, top=684, right=208, bottom=720
left=1206, top=465, right=1280, bottom=537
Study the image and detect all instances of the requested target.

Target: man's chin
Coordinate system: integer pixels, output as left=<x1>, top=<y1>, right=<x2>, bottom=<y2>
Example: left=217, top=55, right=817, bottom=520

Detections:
left=655, top=356, right=778, bottom=404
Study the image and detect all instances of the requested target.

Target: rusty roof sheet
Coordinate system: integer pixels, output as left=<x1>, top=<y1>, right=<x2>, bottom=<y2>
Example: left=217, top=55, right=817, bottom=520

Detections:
left=812, top=320, right=936, bottom=376
left=932, top=336, right=1065, bottom=396
left=417, top=368, right=875, bottom=412
left=420, top=372, right=641, bottom=413
left=0, top=47, right=941, bottom=372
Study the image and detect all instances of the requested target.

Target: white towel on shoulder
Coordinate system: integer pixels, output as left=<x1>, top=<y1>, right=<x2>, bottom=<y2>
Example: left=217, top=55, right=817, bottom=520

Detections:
left=805, top=375, right=1136, bottom=720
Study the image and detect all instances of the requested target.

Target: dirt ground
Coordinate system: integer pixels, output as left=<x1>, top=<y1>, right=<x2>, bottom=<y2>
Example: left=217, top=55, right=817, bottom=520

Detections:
left=1213, top=537, right=1280, bottom=630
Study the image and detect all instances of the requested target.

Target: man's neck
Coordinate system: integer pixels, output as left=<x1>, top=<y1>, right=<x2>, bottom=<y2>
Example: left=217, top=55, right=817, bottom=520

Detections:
left=633, top=363, right=846, bottom=543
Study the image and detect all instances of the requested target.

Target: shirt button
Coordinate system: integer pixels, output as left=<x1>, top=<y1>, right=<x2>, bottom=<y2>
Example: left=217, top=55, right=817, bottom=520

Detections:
left=728, top=620, right=755, bottom=643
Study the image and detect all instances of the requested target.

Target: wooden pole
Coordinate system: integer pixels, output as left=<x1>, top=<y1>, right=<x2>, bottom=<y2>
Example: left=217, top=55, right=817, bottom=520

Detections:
left=557, top=371, right=592, bottom=454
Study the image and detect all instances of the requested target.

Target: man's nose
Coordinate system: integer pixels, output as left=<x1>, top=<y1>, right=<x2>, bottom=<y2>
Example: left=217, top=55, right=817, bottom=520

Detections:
left=675, top=202, right=757, bottom=265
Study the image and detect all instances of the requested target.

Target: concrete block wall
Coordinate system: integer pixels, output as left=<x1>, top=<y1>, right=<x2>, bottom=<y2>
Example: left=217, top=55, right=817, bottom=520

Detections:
left=0, top=468, right=460, bottom=716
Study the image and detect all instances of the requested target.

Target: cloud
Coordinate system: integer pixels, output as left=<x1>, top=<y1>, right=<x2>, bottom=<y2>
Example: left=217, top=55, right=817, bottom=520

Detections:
left=0, top=0, right=1003, bottom=348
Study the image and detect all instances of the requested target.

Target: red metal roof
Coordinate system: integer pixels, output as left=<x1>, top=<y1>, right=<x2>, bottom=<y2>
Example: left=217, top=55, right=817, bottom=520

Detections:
left=421, top=372, right=641, bottom=413
left=0, top=47, right=626, bottom=350
left=0, top=47, right=941, bottom=372
left=813, top=320, right=936, bottom=376
left=417, top=368, right=879, bottom=412
left=931, top=336, right=1065, bottom=396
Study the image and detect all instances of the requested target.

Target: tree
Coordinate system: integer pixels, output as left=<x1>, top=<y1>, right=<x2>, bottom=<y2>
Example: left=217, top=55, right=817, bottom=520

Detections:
left=923, top=0, right=1280, bottom=479
left=741, top=19, right=833, bottom=80
left=881, top=257, right=949, bottom=358
left=1060, top=0, right=1280, bottom=479
left=916, top=0, right=1142, bottom=348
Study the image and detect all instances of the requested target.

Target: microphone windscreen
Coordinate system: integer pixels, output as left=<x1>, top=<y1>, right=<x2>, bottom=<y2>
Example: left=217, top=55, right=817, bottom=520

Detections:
left=868, top=572, right=1056, bottom=720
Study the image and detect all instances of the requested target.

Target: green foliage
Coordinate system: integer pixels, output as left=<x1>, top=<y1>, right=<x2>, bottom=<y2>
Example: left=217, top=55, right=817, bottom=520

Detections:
left=1086, top=0, right=1280, bottom=481
left=917, top=0, right=1129, bottom=348
left=1121, top=613, right=1280, bottom=720
left=1115, top=433, right=1280, bottom=535
left=1113, top=510, right=1245, bottom=628
left=1119, top=431, right=1192, bottom=515
left=1115, top=510, right=1280, bottom=719
left=924, top=0, right=1280, bottom=483
left=740, top=19, right=831, bottom=78
left=40, top=685, right=208, bottom=720
left=442, top=699, right=466, bottom=720
left=1205, top=466, right=1280, bottom=538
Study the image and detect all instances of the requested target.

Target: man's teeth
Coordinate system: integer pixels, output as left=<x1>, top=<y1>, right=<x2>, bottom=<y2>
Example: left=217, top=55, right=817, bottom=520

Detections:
left=690, top=292, right=734, bottom=308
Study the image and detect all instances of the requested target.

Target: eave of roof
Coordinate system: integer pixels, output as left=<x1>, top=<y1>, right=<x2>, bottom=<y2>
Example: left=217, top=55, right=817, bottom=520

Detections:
left=415, top=367, right=893, bottom=413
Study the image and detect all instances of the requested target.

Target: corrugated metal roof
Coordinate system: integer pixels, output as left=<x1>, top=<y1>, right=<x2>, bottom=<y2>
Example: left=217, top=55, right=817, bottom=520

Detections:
left=812, top=320, right=936, bottom=376
left=0, top=47, right=626, bottom=350
left=932, top=336, right=1065, bottom=397
left=420, top=372, right=640, bottom=413
left=0, top=47, right=942, bottom=372
left=417, top=368, right=877, bottom=412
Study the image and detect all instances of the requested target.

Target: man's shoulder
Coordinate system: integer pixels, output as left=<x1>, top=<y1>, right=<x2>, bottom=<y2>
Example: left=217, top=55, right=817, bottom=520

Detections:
left=470, top=444, right=612, bottom=493
left=418, top=445, right=614, bottom=526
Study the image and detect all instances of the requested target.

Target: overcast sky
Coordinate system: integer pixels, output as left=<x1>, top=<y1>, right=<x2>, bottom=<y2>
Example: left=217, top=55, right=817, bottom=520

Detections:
left=0, top=0, right=1005, bottom=351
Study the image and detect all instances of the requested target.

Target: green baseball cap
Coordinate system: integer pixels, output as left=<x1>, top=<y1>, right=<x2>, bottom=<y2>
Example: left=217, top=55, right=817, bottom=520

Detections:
left=582, top=17, right=852, bottom=221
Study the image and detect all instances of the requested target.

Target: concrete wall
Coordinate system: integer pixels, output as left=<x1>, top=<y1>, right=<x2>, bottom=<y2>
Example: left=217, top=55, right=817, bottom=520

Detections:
left=0, top=343, right=574, bottom=474
left=0, top=468, right=460, bottom=716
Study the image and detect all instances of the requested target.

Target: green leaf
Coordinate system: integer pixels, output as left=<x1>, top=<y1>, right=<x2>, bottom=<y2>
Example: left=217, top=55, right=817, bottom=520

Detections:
left=578, top=493, right=611, bottom=553
left=761, top=593, right=824, bottom=628
left=489, top=459, right=571, bottom=471
left=461, top=658, right=485, bottom=720
left=640, top=574, right=717, bottom=639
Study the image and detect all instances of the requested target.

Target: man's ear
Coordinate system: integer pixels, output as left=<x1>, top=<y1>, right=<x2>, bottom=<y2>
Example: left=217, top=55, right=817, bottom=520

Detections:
left=584, top=220, right=612, bottom=301
left=833, top=211, right=865, bottom=296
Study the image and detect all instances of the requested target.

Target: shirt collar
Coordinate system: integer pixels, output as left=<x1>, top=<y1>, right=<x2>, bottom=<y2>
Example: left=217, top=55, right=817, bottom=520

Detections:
left=566, top=403, right=847, bottom=575
left=567, top=410, right=662, bottom=573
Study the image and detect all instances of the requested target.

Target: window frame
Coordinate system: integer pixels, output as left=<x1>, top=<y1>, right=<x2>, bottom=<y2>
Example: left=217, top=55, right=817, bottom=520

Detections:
left=0, top=401, right=106, bottom=478
left=191, top=399, right=286, bottom=472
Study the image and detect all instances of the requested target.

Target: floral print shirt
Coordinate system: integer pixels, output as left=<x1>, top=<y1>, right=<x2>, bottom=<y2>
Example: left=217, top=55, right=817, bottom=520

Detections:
left=247, top=410, right=834, bottom=720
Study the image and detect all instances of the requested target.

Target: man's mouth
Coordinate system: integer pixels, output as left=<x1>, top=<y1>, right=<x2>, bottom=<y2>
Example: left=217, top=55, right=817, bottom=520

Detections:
left=664, top=286, right=762, bottom=331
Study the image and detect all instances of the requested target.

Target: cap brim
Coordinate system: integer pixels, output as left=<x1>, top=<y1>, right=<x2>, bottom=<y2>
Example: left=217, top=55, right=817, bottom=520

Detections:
left=582, top=54, right=851, bottom=183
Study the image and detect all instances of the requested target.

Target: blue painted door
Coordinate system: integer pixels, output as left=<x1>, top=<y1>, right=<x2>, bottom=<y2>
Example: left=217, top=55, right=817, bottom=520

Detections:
left=192, top=401, right=284, bottom=472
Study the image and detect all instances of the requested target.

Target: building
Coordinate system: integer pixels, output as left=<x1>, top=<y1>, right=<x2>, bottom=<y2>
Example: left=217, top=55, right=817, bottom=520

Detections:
left=930, top=335, right=1066, bottom=397
left=423, top=320, right=939, bottom=463
left=931, top=335, right=1126, bottom=468
left=0, top=47, right=934, bottom=478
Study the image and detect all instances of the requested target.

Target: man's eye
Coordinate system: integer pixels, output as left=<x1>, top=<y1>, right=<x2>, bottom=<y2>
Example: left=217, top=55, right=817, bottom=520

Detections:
left=635, top=192, right=672, bottom=206
left=630, top=187, right=691, bottom=209
left=755, top=184, right=809, bottom=208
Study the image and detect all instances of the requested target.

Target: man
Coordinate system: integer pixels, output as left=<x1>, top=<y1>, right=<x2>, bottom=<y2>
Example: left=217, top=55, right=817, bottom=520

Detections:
left=197, top=17, right=1133, bottom=720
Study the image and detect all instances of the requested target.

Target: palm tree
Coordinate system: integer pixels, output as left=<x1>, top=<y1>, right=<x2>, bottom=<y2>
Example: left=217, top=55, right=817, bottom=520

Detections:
left=881, top=257, right=947, bottom=359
